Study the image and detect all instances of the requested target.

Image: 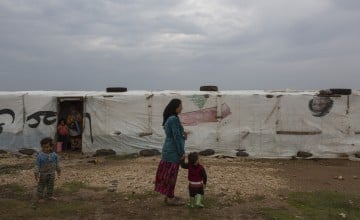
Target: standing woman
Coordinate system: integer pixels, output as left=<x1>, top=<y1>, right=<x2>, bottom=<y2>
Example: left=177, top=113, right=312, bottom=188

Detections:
left=155, top=98, right=186, bottom=205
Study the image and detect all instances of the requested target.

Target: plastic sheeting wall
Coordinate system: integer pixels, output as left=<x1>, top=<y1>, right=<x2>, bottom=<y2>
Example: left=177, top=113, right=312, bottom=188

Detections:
left=1, top=91, right=360, bottom=158
left=0, top=92, right=57, bottom=150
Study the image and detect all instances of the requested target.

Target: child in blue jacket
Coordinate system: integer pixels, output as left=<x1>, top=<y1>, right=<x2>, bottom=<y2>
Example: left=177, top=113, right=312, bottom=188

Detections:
left=34, top=137, right=61, bottom=201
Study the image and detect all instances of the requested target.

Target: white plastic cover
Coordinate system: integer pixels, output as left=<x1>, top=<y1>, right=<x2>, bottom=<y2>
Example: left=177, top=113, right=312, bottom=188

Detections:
left=1, top=90, right=359, bottom=158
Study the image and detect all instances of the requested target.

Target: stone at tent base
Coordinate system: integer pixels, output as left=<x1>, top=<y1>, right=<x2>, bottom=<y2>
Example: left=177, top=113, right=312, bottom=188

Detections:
left=18, top=148, right=37, bottom=155
left=139, top=149, right=161, bottom=157
left=354, top=152, right=360, bottom=158
left=296, top=151, right=312, bottom=158
left=199, top=149, right=215, bottom=156
left=93, top=149, right=116, bottom=157
left=236, top=151, right=249, bottom=157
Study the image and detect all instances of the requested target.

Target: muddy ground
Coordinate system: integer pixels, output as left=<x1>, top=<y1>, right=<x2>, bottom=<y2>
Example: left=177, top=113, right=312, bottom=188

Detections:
left=0, top=152, right=360, bottom=219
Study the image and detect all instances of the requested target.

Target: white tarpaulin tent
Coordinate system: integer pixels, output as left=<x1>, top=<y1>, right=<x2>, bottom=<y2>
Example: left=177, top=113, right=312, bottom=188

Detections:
left=1, top=90, right=359, bottom=158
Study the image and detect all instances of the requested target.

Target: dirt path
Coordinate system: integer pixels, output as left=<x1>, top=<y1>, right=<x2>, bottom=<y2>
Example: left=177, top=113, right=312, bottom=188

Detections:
left=1, top=153, right=360, bottom=219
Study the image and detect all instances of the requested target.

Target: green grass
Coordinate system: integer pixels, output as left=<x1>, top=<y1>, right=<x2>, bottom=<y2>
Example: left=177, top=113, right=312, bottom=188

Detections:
left=208, top=192, right=246, bottom=208
left=0, top=198, right=92, bottom=220
left=127, top=190, right=159, bottom=200
left=111, top=190, right=160, bottom=200
left=2, top=182, right=359, bottom=220
left=248, top=194, right=266, bottom=202
left=203, top=196, right=219, bottom=208
left=260, top=191, right=360, bottom=220
left=0, top=183, right=29, bottom=199
left=58, top=181, right=105, bottom=194
left=0, top=183, right=26, bottom=193
left=260, top=207, right=298, bottom=220
left=0, top=163, right=33, bottom=175
left=0, top=182, right=102, bottom=220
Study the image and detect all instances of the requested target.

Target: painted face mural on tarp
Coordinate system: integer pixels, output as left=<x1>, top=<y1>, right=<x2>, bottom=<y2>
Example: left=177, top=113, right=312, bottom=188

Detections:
left=308, top=96, right=334, bottom=117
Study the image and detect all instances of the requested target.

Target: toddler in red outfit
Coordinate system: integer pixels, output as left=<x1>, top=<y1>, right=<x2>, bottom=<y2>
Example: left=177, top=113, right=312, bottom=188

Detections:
left=180, top=152, right=207, bottom=208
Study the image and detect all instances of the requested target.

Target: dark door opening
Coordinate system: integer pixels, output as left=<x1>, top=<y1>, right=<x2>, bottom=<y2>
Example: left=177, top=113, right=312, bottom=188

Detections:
left=57, top=97, right=84, bottom=152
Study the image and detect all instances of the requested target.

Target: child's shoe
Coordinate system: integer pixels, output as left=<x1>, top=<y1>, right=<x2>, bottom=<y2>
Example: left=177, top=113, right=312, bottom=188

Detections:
left=195, top=194, right=204, bottom=208
left=188, top=197, right=195, bottom=208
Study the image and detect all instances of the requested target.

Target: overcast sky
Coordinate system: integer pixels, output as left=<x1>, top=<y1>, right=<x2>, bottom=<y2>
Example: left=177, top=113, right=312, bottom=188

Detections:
left=0, top=0, right=359, bottom=91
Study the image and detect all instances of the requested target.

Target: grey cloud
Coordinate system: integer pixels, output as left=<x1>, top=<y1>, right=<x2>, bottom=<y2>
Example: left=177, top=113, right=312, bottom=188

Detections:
left=333, top=0, right=360, bottom=10
left=0, top=1, right=360, bottom=91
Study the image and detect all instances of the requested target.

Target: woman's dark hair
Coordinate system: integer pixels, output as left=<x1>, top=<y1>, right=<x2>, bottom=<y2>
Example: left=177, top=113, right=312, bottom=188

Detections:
left=162, top=98, right=182, bottom=126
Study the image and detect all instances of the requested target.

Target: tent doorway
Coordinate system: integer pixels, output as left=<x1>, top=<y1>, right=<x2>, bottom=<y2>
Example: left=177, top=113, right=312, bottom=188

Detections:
left=56, top=97, right=84, bottom=152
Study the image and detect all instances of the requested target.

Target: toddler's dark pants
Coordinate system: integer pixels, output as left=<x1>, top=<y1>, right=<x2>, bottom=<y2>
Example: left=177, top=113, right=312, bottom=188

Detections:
left=188, top=185, right=204, bottom=197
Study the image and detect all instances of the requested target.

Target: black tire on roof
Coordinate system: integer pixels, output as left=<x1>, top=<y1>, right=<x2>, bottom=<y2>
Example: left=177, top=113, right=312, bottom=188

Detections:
left=329, top=88, right=351, bottom=95
left=106, top=87, right=128, bottom=92
left=200, top=85, right=218, bottom=91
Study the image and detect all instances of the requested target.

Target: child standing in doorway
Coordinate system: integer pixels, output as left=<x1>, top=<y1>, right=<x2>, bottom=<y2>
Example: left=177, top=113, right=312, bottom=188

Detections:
left=57, top=118, right=69, bottom=151
left=34, top=137, right=61, bottom=201
left=181, top=152, right=207, bottom=208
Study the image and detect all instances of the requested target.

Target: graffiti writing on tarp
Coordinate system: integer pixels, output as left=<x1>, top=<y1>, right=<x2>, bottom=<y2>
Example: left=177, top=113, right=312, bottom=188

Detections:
left=26, top=111, right=57, bottom=128
left=0, top=109, right=15, bottom=134
left=25, top=110, right=94, bottom=143
left=1, top=108, right=94, bottom=142
left=84, top=113, right=93, bottom=143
